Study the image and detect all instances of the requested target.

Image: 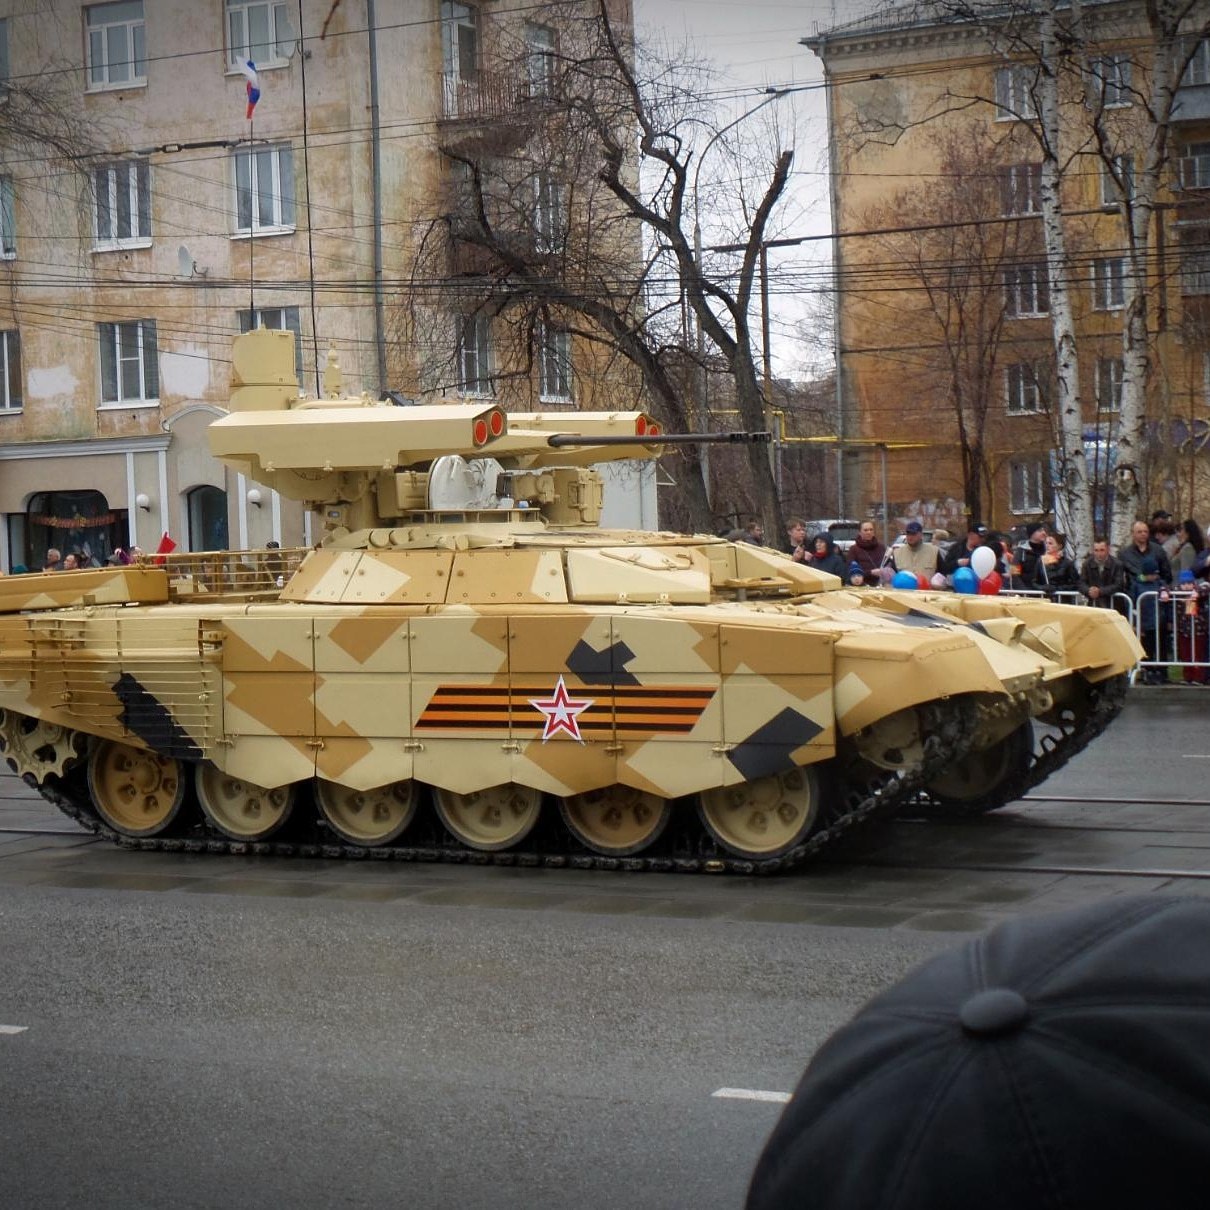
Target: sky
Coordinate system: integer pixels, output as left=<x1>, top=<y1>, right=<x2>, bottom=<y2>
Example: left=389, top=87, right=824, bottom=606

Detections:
left=632, top=0, right=885, bottom=377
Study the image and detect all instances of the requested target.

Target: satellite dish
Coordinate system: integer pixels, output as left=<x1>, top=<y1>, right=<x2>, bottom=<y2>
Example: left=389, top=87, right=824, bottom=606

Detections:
left=177, top=244, right=193, bottom=278
left=427, top=456, right=505, bottom=509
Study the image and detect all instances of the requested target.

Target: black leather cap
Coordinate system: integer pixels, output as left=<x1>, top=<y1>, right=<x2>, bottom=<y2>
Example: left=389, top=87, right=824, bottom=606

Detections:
left=747, top=896, right=1210, bottom=1210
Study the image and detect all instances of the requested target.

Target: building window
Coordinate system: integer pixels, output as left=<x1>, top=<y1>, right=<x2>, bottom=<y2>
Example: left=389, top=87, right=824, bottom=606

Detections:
left=98, top=319, right=158, bottom=405
left=1091, top=53, right=1132, bottom=107
left=1004, top=263, right=1049, bottom=317
left=1092, top=257, right=1125, bottom=310
left=0, top=19, right=9, bottom=89
left=1095, top=357, right=1123, bottom=412
left=93, top=160, right=151, bottom=249
left=239, top=306, right=302, bottom=384
left=1010, top=459, right=1045, bottom=513
left=1006, top=362, right=1046, bottom=415
left=86, top=1, right=146, bottom=89
left=524, top=23, right=556, bottom=97
left=0, top=330, right=21, bottom=410
left=1183, top=39, right=1210, bottom=87
left=234, top=144, right=294, bottom=233
left=226, top=0, right=294, bottom=70
left=1179, top=142, right=1210, bottom=189
left=999, top=162, right=1042, bottom=216
left=995, top=64, right=1037, bottom=120
left=538, top=323, right=571, bottom=401
left=442, top=2, right=478, bottom=83
left=1101, top=154, right=1134, bottom=206
left=0, top=176, right=13, bottom=258
left=186, top=485, right=229, bottom=552
left=534, top=171, right=562, bottom=251
left=1181, top=240, right=1210, bottom=295
left=456, top=313, right=492, bottom=396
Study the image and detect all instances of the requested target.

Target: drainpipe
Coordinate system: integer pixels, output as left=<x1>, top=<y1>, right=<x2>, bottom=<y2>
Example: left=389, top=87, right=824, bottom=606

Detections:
left=367, top=0, right=387, bottom=392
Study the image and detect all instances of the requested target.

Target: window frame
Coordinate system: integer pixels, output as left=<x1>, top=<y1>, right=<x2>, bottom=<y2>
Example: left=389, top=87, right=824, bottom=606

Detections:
left=1092, top=257, right=1126, bottom=311
left=1180, top=142, right=1210, bottom=190
left=1009, top=459, right=1046, bottom=514
left=238, top=306, right=303, bottom=385
left=1183, top=38, right=1210, bottom=88
left=1004, top=263, right=1050, bottom=318
left=0, top=18, right=10, bottom=91
left=0, top=175, right=14, bottom=259
left=85, top=1, right=146, bottom=92
left=232, top=143, right=295, bottom=236
left=1095, top=356, right=1124, bottom=413
left=0, top=330, right=21, bottom=411
left=1091, top=53, right=1132, bottom=108
left=1101, top=154, right=1134, bottom=207
left=225, top=0, right=294, bottom=71
left=441, top=1, right=478, bottom=83
left=994, top=64, right=1037, bottom=121
left=534, top=170, right=562, bottom=252
left=97, top=318, right=159, bottom=408
left=524, top=22, right=556, bottom=98
left=998, top=162, right=1042, bottom=217
left=456, top=313, right=493, bottom=397
left=1005, top=362, right=1046, bottom=415
left=92, top=159, right=151, bottom=250
left=538, top=322, right=572, bottom=402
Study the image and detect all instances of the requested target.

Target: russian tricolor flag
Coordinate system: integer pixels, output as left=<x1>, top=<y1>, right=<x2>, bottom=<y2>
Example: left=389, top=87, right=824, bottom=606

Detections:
left=241, top=60, right=260, bottom=119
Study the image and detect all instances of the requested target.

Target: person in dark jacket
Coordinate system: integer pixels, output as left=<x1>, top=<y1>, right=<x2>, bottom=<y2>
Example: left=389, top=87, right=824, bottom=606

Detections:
left=1011, top=522, right=1048, bottom=589
left=805, top=532, right=847, bottom=579
left=848, top=520, right=886, bottom=586
left=940, top=523, right=990, bottom=577
left=1032, top=533, right=1079, bottom=597
left=1121, top=519, right=1173, bottom=682
left=1079, top=538, right=1127, bottom=608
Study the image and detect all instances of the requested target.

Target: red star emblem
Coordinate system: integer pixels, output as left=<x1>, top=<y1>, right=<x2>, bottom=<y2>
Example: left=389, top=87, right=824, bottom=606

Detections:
left=529, top=675, right=594, bottom=743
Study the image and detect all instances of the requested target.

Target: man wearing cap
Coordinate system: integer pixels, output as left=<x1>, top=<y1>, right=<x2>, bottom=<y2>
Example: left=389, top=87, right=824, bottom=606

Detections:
left=890, top=521, right=939, bottom=578
left=747, top=896, right=1210, bottom=1210
left=940, top=522, right=989, bottom=577
left=848, top=520, right=886, bottom=586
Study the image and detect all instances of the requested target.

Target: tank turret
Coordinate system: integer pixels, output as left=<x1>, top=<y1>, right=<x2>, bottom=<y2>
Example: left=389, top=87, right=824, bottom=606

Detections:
left=0, top=329, right=1140, bottom=873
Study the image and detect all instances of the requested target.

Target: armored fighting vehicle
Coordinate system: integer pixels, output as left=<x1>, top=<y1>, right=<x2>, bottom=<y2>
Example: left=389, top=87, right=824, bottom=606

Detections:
left=0, top=330, right=1141, bottom=872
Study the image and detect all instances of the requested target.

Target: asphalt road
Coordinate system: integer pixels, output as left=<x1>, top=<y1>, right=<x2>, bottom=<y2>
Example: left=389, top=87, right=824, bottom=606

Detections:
left=0, top=690, right=1206, bottom=1209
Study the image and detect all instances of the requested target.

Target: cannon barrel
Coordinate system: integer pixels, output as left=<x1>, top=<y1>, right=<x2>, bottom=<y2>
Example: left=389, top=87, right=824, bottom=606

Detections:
left=546, top=431, right=771, bottom=447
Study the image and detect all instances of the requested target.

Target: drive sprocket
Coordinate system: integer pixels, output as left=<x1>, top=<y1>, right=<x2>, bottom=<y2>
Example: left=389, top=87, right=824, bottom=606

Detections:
left=0, top=710, right=86, bottom=782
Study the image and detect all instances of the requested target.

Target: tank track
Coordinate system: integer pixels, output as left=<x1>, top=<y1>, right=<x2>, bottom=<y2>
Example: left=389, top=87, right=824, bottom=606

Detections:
left=29, top=698, right=979, bottom=876
left=910, top=673, right=1130, bottom=818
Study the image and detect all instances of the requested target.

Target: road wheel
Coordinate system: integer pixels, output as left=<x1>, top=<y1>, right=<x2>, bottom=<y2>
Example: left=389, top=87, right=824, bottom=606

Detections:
left=88, top=740, right=187, bottom=837
left=434, top=784, right=541, bottom=852
left=559, top=786, right=671, bottom=856
left=698, top=766, right=821, bottom=860
left=924, top=720, right=1034, bottom=816
left=195, top=764, right=296, bottom=840
left=316, top=779, right=418, bottom=847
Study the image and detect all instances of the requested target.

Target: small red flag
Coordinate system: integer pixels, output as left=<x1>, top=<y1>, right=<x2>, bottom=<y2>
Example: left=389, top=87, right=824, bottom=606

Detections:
left=154, top=532, right=177, bottom=566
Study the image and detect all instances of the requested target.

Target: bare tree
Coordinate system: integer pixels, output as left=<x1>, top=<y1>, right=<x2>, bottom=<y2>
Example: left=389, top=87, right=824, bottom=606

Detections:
left=855, top=125, right=1053, bottom=522
left=396, top=0, right=795, bottom=534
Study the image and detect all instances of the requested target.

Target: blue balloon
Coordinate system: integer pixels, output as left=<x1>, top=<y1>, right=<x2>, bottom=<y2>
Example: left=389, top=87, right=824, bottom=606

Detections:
left=953, top=566, right=979, bottom=595
left=891, top=570, right=919, bottom=590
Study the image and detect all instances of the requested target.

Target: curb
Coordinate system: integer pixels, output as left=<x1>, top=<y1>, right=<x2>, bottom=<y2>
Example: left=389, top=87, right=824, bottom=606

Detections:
left=1128, top=684, right=1209, bottom=702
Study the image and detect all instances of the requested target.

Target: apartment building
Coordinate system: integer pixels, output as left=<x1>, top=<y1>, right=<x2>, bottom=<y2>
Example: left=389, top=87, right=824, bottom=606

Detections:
left=807, top=2, right=1210, bottom=534
left=0, top=0, right=635, bottom=572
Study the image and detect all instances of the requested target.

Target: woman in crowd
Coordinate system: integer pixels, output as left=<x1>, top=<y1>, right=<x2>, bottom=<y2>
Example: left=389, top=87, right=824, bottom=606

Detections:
left=1032, top=532, right=1080, bottom=597
left=1172, top=519, right=1206, bottom=577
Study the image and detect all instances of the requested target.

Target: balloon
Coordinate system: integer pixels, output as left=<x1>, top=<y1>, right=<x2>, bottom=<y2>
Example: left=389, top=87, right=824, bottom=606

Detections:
left=930, top=572, right=948, bottom=590
left=916, top=574, right=931, bottom=590
left=891, top=570, right=919, bottom=590
left=977, top=570, right=1003, bottom=595
left=970, top=545, right=997, bottom=580
left=952, top=566, right=979, bottom=594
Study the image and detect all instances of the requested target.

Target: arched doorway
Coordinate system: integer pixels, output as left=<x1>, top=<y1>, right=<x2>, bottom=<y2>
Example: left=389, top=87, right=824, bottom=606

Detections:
left=28, top=491, right=126, bottom=570
left=187, top=485, right=229, bottom=552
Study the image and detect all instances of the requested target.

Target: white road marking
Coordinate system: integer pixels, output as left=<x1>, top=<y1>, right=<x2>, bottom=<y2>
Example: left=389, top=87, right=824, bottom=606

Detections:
left=0, top=1025, right=28, bottom=1035
left=712, top=1087, right=791, bottom=1104
left=1182, top=754, right=1210, bottom=760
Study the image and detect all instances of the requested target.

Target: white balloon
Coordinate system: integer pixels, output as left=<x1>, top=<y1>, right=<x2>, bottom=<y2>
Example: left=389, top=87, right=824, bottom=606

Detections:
left=970, top=545, right=997, bottom=580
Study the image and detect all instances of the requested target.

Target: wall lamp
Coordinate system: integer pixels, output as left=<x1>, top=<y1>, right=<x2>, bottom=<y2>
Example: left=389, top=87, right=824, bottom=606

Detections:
left=135, top=493, right=151, bottom=511
left=247, top=488, right=263, bottom=507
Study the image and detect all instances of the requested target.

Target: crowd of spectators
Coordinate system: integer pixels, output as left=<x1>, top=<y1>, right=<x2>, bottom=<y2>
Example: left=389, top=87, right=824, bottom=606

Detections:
left=768, top=511, right=1210, bottom=682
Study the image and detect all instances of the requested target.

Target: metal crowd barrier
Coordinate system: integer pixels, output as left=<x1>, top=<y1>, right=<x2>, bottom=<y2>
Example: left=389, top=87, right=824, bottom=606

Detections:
left=1129, top=589, right=1210, bottom=685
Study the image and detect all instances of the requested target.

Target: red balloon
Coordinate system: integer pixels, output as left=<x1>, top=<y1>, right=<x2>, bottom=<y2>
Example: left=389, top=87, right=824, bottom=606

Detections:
left=978, top=570, right=1003, bottom=595
left=916, top=574, right=931, bottom=590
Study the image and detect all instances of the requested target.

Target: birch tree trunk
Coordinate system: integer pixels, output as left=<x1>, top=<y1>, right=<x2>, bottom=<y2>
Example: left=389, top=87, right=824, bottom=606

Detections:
left=1037, top=1, right=1094, bottom=555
